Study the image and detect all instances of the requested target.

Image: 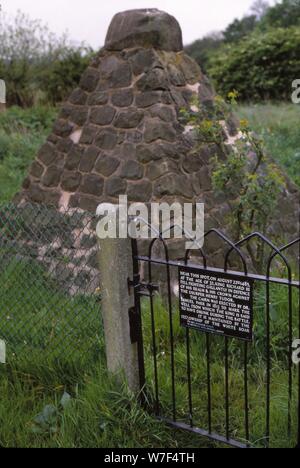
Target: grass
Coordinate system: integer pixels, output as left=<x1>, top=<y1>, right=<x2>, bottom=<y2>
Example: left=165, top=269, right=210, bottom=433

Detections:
left=237, top=103, right=300, bottom=187
left=140, top=281, right=299, bottom=449
left=0, top=256, right=299, bottom=448
left=0, top=257, right=102, bottom=361
left=0, top=362, right=208, bottom=449
left=0, top=203, right=200, bottom=448
left=0, top=257, right=206, bottom=448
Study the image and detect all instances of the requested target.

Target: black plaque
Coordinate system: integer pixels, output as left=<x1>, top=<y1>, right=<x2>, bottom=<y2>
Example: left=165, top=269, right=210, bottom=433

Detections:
left=179, top=266, right=253, bottom=341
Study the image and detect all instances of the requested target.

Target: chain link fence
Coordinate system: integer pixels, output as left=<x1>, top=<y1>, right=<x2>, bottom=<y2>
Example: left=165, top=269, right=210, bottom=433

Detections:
left=0, top=203, right=102, bottom=364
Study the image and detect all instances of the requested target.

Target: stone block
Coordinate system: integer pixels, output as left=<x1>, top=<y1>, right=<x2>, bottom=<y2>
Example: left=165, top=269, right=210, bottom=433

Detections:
left=112, top=89, right=134, bottom=107
left=105, top=9, right=183, bottom=52
left=90, top=106, right=116, bottom=126
left=80, top=174, right=104, bottom=196
left=106, top=177, right=127, bottom=197
left=94, top=154, right=120, bottom=177
left=61, top=171, right=82, bottom=192
left=114, top=109, right=144, bottom=129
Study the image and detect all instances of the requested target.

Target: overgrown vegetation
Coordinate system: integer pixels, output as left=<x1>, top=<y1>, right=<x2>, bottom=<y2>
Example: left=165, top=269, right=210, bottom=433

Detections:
left=0, top=359, right=206, bottom=448
left=0, top=257, right=101, bottom=362
left=186, top=0, right=300, bottom=101
left=1, top=2, right=299, bottom=106
left=237, top=103, right=300, bottom=187
left=0, top=11, right=92, bottom=107
left=0, top=268, right=298, bottom=448
left=0, top=257, right=206, bottom=448
left=0, top=103, right=298, bottom=205
left=141, top=288, right=299, bottom=449
left=0, top=0, right=299, bottom=449
left=209, top=27, right=300, bottom=101
left=181, top=93, right=286, bottom=266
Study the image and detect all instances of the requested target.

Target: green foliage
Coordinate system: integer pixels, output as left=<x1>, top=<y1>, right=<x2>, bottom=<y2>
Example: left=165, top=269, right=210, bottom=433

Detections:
left=237, top=103, right=300, bottom=187
left=181, top=94, right=286, bottom=269
left=0, top=106, right=56, bottom=202
left=223, top=15, right=257, bottom=43
left=208, top=27, right=300, bottom=101
left=32, top=405, right=60, bottom=436
left=184, top=33, right=224, bottom=73
left=186, top=1, right=300, bottom=101
left=259, top=0, right=300, bottom=29
left=0, top=267, right=202, bottom=448
left=222, top=1, right=269, bottom=43
left=0, top=285, right=298, bottom=448
left=0, top=257, right=101, bottom=360
left=32, top=393, right=72, bottom=435
left=39, top=50, right=91, bottom=105
left=0, top=10, right=93, bottom=106
left=0, top=105, right=57, bottom=133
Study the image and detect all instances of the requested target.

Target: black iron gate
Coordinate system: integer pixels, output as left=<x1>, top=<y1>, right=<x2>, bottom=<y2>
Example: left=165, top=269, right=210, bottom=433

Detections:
left=130, top=230, right=300, bottom=448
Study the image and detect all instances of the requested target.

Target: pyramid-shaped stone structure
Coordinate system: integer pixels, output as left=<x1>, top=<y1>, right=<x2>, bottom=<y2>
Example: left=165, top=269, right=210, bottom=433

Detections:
left=18, top=9, right=299, bottom=244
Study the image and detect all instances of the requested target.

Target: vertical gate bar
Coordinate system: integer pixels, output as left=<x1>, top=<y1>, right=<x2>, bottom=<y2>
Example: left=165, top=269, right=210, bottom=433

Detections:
left=298, top=249, right=300, bottom=448
left=266, top=280, right=271, bottom=447
left=166, top=259, right=176, bottom=421
left=148, top=267, right=160, bottom=415
left=287, top=282, right=293, bottom=436
left=244, top=342, right=250, bottom=443
left=206, top=333, right=212, bottom=434
left=186, top=328, right=193, bottom=427
left=131, top=239, right=146, bottom=395
left=225, top=337, right=230, bottom=440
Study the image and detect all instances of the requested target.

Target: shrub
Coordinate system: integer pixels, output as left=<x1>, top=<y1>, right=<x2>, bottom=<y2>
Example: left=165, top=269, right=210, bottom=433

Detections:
left=0, top=105, right=57, bottom=133
left=208, top=27, right=300, bottom=101
left=259, top=0, right=300, bottom=29
left=181, top=93, right=286, bottom=270
left=0, top=10, right=93, bottom=106
left=39, top=49, right=92, bottom=105
left=237, top=103, right=300, bottom=187
left=184, top=33, right=224, bottom=73
left=223, top=15, right=257, bottom=43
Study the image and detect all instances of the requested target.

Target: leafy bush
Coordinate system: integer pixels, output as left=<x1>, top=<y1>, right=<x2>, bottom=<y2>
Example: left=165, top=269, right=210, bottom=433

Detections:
left=0, top=105, right=57, bottom=133
left=223, top=15, right=257, bottom=43
left=237, top=103, right=300, bottom=187
left=259, top=0, right=300, bottom=29
left=185, top=33, right=223, bottom=73
left=187, top=1, right=300, bottom=99
left=0, top=10, right=93, bottom=106
left=39, top=49, right=92, bottom=105
left=0, top=288, right=297, bottom=448
left=181, top=93, right=287, bottom=271
left=208, top=27, right=300, bottom=101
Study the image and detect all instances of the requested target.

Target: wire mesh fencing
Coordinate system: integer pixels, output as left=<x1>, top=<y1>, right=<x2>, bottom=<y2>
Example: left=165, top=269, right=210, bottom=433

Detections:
left=0, top=202, right=102, bottom=364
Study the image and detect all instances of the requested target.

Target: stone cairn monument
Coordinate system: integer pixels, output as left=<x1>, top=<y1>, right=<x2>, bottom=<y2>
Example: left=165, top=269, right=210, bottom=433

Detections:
left=17, top=9, right=298, bottom=263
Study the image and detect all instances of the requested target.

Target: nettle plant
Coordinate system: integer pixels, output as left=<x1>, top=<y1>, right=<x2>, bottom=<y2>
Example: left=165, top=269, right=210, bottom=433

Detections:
left=181, top=91, right=286, bottom=271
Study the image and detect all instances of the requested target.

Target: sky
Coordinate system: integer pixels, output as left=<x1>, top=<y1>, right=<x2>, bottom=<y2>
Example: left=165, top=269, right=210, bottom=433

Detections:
left=1, top=0, right=275, bottom=48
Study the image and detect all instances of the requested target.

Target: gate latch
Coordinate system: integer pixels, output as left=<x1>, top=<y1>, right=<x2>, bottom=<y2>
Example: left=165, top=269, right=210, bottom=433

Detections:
left=128, top=275, right=159, bottom=297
